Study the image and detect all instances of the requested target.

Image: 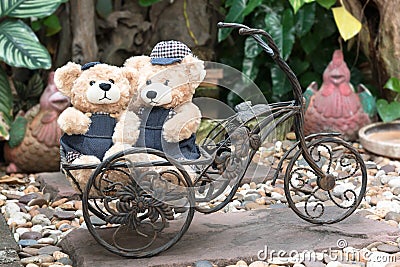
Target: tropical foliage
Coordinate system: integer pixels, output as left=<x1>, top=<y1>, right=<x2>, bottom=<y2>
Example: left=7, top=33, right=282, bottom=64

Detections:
left=376, top=77, right=400, bottom=122
left=0, top=0, right=67, bottom=140
left=218, top=0, right=368, bottom=106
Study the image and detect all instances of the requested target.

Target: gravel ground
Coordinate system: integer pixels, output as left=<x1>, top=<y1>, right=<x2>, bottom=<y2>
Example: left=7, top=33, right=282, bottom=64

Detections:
left=1, top=137, right=400, bottom=267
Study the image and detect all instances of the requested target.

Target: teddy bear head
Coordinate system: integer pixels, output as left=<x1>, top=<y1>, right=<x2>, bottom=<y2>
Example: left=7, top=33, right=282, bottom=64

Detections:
left=54, top=62, right=137, bottom=115
left=125, top=41, right=206, bottom=110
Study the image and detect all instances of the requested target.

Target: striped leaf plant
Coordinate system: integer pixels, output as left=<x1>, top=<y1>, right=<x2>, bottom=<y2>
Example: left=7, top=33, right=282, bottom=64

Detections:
left=0, top=0, right=66, bottom=140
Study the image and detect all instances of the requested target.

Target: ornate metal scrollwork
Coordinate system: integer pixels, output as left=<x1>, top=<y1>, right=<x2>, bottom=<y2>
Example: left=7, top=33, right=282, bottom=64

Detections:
left=104, top=180, right=174, bottom=227
left=82, top=148, right=195, bottom=257
left=284, top=137, right=367, bottom=224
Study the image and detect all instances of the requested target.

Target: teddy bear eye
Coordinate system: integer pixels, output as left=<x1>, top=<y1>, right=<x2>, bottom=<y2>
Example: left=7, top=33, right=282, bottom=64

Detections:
left=89, top=81, right=95, bottom=86
left=164, top=80, right=169, bottom=86
left=146, top=80, right=152, bottom=85
left=109, top=79, right=114, bottom=84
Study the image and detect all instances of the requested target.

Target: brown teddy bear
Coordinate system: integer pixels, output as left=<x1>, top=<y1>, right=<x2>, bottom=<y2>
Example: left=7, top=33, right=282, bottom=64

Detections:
left=55, top=61, right=140, bottom=191
left=125, top=41, right=206, bottom=161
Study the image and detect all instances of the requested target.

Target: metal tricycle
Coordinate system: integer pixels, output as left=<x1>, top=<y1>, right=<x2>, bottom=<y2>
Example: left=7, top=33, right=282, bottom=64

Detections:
left=61, top=22, right=367, bottom=258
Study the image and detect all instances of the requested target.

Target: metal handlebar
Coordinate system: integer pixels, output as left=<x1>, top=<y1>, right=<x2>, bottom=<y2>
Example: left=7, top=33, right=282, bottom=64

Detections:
left=217, top=21, right=326, bottom=178
left=217, top=22, right=274, bottom=56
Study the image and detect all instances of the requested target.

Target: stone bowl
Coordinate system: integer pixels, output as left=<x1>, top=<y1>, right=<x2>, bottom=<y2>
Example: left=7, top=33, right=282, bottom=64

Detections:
left=359, top=121, right=400, bottom=159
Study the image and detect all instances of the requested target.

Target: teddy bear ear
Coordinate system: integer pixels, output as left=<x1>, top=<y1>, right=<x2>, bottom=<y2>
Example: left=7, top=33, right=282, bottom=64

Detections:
left=121, top=67, right=139, bottom=95
left=124, top=56, right=151, bottom=70
left=54, top=62, right=82, bottom=96
left=182, top=55, right=207, bottom=86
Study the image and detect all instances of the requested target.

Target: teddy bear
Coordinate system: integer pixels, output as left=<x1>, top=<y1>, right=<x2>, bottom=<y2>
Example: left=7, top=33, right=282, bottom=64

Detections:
left=54, top=61, right=140, bottom=192
left=125, top=41, right=206, bottom=162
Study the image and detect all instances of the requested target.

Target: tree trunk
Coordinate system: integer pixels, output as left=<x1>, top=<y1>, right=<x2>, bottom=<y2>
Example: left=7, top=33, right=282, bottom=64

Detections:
left=346, top=0, right=400, bottom=97
left=70, top=0, right=98, bottom=64
left=53, top=0, right=219, bottom=67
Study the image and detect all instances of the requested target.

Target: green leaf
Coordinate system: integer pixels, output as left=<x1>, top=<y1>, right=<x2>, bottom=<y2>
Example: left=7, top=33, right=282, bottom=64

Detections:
left=0, top=68, right=12, bottom=140
left=0, top=20, right=51, bottom=69
left=288, top=0, right=305, bottom=14
left=314, top=6, right=336, bottom=39
left=138, top=0, right=161, bottom=7
left=290, top=57, right=310, bottom=76
left=96, top=0, right=113, bottom=18
left=242, top=57, right=259, bottom=81
left=218, top=0, right=246, bottom=42
left=31, top=20, right=41, bottom=32
left=14, top=80, right=27, bottom=100
left=376, top=99, right=400, bottom=122
left=316, top=0, right=336, bottom=9
left=299, top=71, right=321, bottom=88
left=264, top=9, right=295, bottom=60
left=300, top=5, right=336, bottom=54
left=27, top=73, right=44, bottom=98
left=0, top=119, right=9, bottom=140
left=282, top=9, right=295, bottom=59
left=243, top=0, right=262, bottom=16
left=244, top=37, right=262, bottom=58
left=8, top=115, right=27, bottom=147
left=271, top=65, right=291, bottom=97
left=0, top=68, right=12, bottom=124
left=295, top=2, right=315, bottom=38
left=0, top=0, right=67, bottom=19
left=384, top=77, right=400, bottom=93
left=43, top=14, right=61, bottom=36
left=300, top=32, right=319, bottom=54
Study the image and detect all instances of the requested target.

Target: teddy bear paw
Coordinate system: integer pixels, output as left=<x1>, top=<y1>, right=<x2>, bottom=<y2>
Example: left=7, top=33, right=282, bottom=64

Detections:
left=103, top=143, right=131, bottom=160
left=72, top=155, right=101, bottom=165
left=58, top=107, right=91, bottom=135
left=163, top=123, right=192, bottom=143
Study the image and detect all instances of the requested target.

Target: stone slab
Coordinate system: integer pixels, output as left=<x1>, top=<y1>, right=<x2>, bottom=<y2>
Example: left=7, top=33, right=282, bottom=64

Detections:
left=0, top=214, right=22, bottom=267
left=60, top=208, right=400, bottom=267
left=37, top=172, right=80, bottom=201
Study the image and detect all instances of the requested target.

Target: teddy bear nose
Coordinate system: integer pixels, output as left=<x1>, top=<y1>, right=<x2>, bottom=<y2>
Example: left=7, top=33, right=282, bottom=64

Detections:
left=99, top=83, right=111, bottom=91
left=146, top=91, right=157, bottom=99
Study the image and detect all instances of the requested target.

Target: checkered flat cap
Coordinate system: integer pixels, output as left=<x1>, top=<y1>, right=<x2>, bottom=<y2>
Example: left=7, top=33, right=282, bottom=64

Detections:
left=150, top=40, right=192, bottom=65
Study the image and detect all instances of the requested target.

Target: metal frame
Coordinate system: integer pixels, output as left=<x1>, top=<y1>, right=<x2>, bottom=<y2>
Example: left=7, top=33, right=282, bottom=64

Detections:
left=60, top=23, right=367, bottom=258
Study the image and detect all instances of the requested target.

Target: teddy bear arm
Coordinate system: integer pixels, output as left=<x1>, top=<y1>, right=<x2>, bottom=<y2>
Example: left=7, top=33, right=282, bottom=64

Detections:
left=163, top=103, right=201, bottom=143
left=112, top=111, right=141, bottom=145
left=58, top=107, right=91, bottom=135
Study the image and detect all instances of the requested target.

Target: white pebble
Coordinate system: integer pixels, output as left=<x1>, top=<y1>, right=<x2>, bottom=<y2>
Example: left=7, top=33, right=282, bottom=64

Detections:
left=388, top=177, right=400, bottom=188
left=1, top=189, right=24, bottom=196
left=4, top=202, right=20, bottom=218
left=13, top=233, right=19, bottom=242
left=74, top=209, right=83, bottom=217
left=31, top=225, right=43, bottom=233
left=37, top=237, right=56, bottom=245
left=271, top=192, right=283, bottom=200
left=31, top=214, right=51, bottom=226
left=241, top=184, right=250, bottom=190
left=16, top=227, right=30, bottom=236
left=275, top=141, right=282, bottom=152
left=382, top=191, right=394, bottom=200
left=377, top=200, right=400, bottom=213
left=7, top=217, right=26, bottom=225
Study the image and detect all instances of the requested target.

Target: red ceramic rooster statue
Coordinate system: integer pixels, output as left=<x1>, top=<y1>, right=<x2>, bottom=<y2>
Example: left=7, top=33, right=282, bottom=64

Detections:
left=4, top=72, right=70, bottom=173
left=304, top=50, right=376, bottom=140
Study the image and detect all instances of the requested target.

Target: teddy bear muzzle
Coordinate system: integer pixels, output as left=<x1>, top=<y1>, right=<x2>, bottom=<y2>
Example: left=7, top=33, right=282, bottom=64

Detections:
left=141, top=81, right=172, bottom=106
left=86, top=80, right=121, bottom=104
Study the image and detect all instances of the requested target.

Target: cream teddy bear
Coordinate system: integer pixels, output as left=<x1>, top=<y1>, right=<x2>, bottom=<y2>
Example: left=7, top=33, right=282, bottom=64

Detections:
left=55, top=61, right=140, bottom=191
left=125, top=41, right=206, bottom=161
